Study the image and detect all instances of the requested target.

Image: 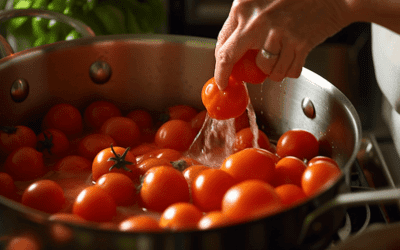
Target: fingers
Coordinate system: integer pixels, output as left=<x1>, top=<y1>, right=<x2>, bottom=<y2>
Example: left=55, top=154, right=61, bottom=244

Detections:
left=255, top=29, right=281, bottom=76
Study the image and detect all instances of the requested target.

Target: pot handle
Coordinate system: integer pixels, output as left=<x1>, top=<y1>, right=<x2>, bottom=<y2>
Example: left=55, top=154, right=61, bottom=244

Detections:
left=0, top=8, right=95, bottom=59
left=298, top=188, right=400, bottom=244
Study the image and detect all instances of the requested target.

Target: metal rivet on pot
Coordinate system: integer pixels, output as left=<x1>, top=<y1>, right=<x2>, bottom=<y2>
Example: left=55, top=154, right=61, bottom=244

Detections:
left=89, top=61, right=112, bottom=84
left=10, top=78, right=29, bottom=103
left=301, top=97, right=316, bottom=119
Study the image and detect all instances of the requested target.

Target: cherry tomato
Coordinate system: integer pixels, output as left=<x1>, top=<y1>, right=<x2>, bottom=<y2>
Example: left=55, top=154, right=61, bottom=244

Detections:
left=78, top=133, right=116, bottom=160
left=190, top=110, right=207, bottom=134
left=54, top=155, right=92, bottom=174
left=221, top=180, right=283, bottom=223
left=92, top=145, right=140, bottom=184
left=129, top=143, right=158, bottom=157
left=119, top=215, right=162, bottom=232
left=96, top=172, right=137, bottom=206
left=155, top=120, right=195, bottom=152
left=42, top=103, right=83, bottom=138
left=198, top=211, right=231, bottom=230
left=182, top=165, right=210, bottom=189
left=234, top=110, right=250, bottom=132
left=83, top=100, right=122, bottom=130
left=101, top=117, right=141, bottom=148
left=126, top=109, right=153, bottom=130
left=73, top=185, right=116, bottom=222
left=5, top=233, right=41, bottom=250
left=48, top=213, right=87, bottom=224
left=301, top=161, right=342, bottom=197
left=0, top=125, right=37, bottom=157
left=192, top=169, right=236, bottom=212
left=137, top=157, right=173, bottom=176
left=140, top=166, right=190, bottom=212
left=275, top=184, right=307, bottom=206
left=137, top=148, right=182, bottom=164
left=272, top=156, right=307, bottom=187
left=308, top=156, right=339, bottom=168
left=3, top=147, right=46, bottom=181
left=231, top=49, right=268, bottom=84
left=201, top=76, right=249, bottom=120
left=276, top=129, right=319, bottom=161
left=0, top=172, right=16, bottom=200
left=36, top=129, right=70, bottom=159
left=220, top=148, right=276, bottom=184
left=22, top=180, right=65, bottom=214
left=165, top=105, right=198, bottom=122
left=171, top=157, right=201, bottom=172
left=159, top=202, right=203, bottom=231
left=234, top=127, right=271, bottom=153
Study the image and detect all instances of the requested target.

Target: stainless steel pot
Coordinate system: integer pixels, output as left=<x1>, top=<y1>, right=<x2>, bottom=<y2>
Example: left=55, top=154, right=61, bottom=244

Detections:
left=0, top=9, right=400, bottom=250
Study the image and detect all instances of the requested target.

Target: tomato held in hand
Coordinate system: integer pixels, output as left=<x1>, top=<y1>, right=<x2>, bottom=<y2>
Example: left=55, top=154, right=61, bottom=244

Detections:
left=3, top=147, right=46, bottom=181
left=0, top=125, right=37, bottom=157
left=276, top=129, right=319, bottom=161
left=155, top=120, right=195, bottom=152
left=221, top=180, right=283, bottom=223
left=301, top=161, right=342, bottom=197
left=22, top=180, right=65, bottom=214
left=231, top=50, right=268, bottom=84
left=83, top=100, right=122, bottom=130
left=42, top=103, right=83, bottom=138
left=202, top=76, right=249, bottom=120
left=159, top=202, right=203, bottom=231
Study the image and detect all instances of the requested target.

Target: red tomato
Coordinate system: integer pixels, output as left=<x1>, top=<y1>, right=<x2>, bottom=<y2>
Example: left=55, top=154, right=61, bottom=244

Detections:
left=308, top=156, right=339, bottom=168
left=140, top=166, right=190, bottom=212
left=42, top=103, right=83, bottom=138
left=190, top=110, right=207, bottom=134
left=22, top=180, right=65, bottom=214
left=137, top=148, right=183, bottom=164
left=129, top=143, right=158, bottom=157
left=126, top=109, right=153, bottom=130
left=0, top=172, right=16, bottom=200
left=231, top=49, right=268, bottom=84
left=73, top=186, right=116, bottom=222
left=275, top=184, right=307, bottom=206
left=301, top=161, right=342, bottom=197
left=159, top=202, right=203, bottom=231
left=276, top=129, right=319, bottom=161
left=234, top=110, right=250, bottom=132
left=136, top=157, right=173, bottom=176
left=220, top=148, right=276, bottom=184
left=54, top=155, right=92, bottom=174
left=234, top=127, right=271, bottom=153
left=198, top=211, right=231, bottom=230
left=272, top=156, right=307, bottom=187
left=0, top=125, right=37, bottom=157
left=92, top=145, right=140, bottom=184
left=221, top=180, right=283, bottom=223
left=77, top=133, right=116, bottom=160
left=3, top=147, right=46, bottom=181
left=96, top=172, right=137, bottom=206
left=5, top=234, right=41, bottom=250
left=100, top=117, right=141, bottom=148
left=155, top=120, right=195, bottom=152
left=36, top=129, right=70, bottom=159
left=182, top=165, right=210, bottom=189
left=166, top=105, right=198, bottom=122
left=201, top=76, right=249, bottom=120
left=119, top=215, right=162, bottom=232
left=192, top=169, right=237, bottom=212
left=171, top=157, right=202, bottom=171
left=83, top=100, right=122, bottom=130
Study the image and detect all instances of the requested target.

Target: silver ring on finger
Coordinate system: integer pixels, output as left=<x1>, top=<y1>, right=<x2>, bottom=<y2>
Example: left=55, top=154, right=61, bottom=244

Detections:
left=261, top=49, right=279, bottom=59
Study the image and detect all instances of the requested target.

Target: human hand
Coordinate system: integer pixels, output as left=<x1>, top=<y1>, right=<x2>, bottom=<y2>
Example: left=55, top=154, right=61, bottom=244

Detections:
left=214, top=0, right=353, bottom=89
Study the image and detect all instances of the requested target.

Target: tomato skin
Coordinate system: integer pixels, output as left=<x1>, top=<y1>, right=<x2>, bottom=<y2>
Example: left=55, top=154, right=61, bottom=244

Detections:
left=119, top=215, right=162, bottom=232
left=198, top=211, right=231, bottom=230
left=96, top=172, right=137, bottom=206
left=54, top=155, right=92, bottom=174
left=3, top=147, right=46, bottom=181
left=0, top=172, right=17, bottom=200
left=0, top=126, right=37, bottom=157
left=220, top=148, right=276, bottom=184
left=301, top=161, right=342, bottom=197
left=201, top=76, right=249, bottom=120
left=137, top=157, right=173, bottom=176
left=221, top=180, right=283, bottom=223
left=73, top=186, right=116, bottom=222
left=101, top=117, right=141, bottom=148
left=192, top=169, right=237, bottom=212
left=272, top=156, right=307, bottom=187
left=22, top=180, right=65, bottom=214
left=234, top=127, right=271, bottom=153
left=275, top=184, right=307, bottom=207
left=140, top=166, right=190, bottom=212
left=42, top=103, right=83, bottom=138
left=231, top=49, right=268, bottom=84
left=308, top=156, right=339, bottom=168
left=155, top=120, right=195, bottom=152
left=166, top=105, right=198, bottom=122
left=83, top=100, right=122, bottom=130
left=130, top=143, right=158, bottom=157
left=36, top=129, right=70, bottom=159
left=234, top=110, right=250, bottom=132
left=137, top=148, right=182, bottom=164
left=78, top=133, right=116, bottom=161
left=276, top=129, right=319, bottom=161
left=126, top=109, right=153, bottom=130
left=159, top=202, right=203, bottom=231
left=191, top=110, right=207, bottom=134
left=92, top=146, right=140, bottom=184
left=182, top=165, right=210, bottom=190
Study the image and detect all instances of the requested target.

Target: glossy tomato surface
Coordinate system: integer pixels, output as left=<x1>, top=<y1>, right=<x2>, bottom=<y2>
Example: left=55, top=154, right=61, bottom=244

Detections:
left=231, top=49, right=268, bottom=84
